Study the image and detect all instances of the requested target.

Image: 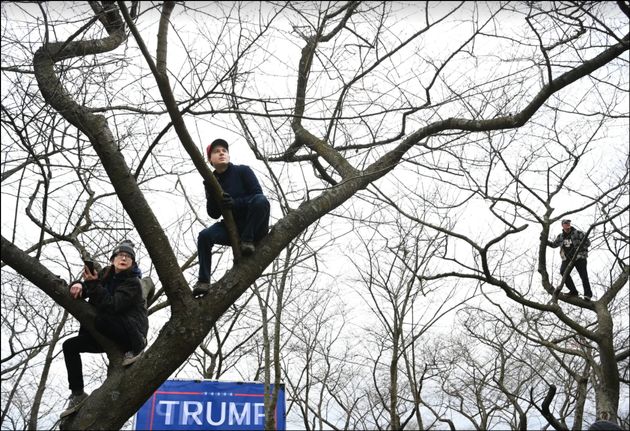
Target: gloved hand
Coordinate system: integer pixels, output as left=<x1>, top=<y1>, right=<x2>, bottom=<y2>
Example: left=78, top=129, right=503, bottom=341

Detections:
left=220, top=192, right=234, bottom=209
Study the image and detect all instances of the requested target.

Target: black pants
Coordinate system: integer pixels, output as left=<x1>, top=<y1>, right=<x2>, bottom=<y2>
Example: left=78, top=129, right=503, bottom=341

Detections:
left=560, top=258, right=592, bottom=297
left=63, top=315, right=136, bottom=393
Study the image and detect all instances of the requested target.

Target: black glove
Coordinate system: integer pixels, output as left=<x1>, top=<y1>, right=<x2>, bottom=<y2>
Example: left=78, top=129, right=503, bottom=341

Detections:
left=220, top=192, right=234, bottom=209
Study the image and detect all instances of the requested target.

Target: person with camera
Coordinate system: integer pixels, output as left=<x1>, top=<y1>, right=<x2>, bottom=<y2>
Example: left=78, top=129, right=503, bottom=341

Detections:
left=193, top=139, right=270, bottom=297
left=60, top=240, right=149, bottom=419
left=545, top=219, right=593, bottom=299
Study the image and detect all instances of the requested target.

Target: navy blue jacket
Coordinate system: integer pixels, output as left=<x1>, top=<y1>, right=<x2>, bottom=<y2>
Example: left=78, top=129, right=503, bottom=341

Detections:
left=204, top=163, right=264, bottom=223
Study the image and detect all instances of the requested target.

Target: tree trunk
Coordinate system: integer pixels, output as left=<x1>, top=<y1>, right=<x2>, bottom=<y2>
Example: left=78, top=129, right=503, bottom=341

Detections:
left=593, top=304, right=620, bottom=423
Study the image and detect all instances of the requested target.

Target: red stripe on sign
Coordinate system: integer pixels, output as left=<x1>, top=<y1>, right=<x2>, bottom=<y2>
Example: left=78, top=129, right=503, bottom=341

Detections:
left=149, top=393, right=157, bottom=431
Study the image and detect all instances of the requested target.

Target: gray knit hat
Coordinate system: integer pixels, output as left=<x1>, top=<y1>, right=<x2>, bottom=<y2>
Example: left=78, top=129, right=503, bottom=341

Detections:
left=110, top=240, right=136, bottom=261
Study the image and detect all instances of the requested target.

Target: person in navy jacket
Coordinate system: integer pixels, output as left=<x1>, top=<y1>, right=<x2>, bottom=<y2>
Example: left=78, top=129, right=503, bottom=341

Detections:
left=193, top=139, right=270, bottom=296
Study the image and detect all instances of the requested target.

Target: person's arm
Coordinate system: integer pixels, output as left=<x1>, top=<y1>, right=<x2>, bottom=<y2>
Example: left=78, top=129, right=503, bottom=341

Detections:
left=232, top=165, right=263, bottom=210
left=204, top=180, right=222, bottom=219
left=548, top=233, right=562, bottom=248
left=85, top=278, right=143, bottom=314
left=577, top=230, right=591, bottom=249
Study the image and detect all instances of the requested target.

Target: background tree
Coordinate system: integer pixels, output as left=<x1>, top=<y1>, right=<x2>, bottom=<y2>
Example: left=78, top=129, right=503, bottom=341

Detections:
left=1, top=1, right=628, bottom=429
left=348, top=216, right=466, bottom=430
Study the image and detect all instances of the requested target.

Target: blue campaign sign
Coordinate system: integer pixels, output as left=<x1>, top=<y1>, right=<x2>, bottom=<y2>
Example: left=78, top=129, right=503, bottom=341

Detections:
left=134, top=379, right=286, bottom=430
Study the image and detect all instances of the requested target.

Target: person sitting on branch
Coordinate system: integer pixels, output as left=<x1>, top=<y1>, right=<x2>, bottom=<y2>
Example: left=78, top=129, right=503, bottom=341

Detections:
left=60, top=240, right=148, bottom=419
left=192, top=139, right=270, bottom=297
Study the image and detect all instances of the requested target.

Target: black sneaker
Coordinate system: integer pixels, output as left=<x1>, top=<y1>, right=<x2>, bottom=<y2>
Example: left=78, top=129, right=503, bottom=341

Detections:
left=583, top=294, right=593, bottom=301
left=241, top=241, right=255, bottom=256
left=59, top=392, right=89, bottom=418
left=192, top=281, right=210, bottom=297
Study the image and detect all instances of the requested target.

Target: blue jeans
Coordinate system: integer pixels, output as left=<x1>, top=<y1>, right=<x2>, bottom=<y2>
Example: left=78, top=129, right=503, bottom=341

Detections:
left=197, top=194, right=270, bottom=282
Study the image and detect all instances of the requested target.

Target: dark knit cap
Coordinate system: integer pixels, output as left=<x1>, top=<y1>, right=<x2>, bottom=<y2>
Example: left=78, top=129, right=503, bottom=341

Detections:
left=588, top=420, right=622, bottom=430
left=561, top=219, right=571, bottom=224
left=206, top=139, right=229, bottom=159
left=110, top=240, right=136, bottom=261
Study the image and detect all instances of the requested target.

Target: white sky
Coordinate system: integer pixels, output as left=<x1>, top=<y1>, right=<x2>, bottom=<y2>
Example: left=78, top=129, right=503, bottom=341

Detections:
left=1, top=1, right=628, bottom=430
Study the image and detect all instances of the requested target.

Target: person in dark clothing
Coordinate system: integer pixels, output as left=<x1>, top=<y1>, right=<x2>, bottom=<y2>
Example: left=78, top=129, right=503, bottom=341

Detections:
left=546, top=219, right=593, bottom=299
left=60, top=240, right=149, bottom=419
left=588, top=420, right=623, bottom=430
left=193, top=139, right=270, bottom=297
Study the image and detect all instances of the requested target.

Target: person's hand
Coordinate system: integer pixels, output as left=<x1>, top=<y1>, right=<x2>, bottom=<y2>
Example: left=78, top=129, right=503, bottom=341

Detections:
left=83, top=266, right=98, bottom=281
left=70, top=283, right=83, bottom=300
left=220, top=192, right=234, bottom=209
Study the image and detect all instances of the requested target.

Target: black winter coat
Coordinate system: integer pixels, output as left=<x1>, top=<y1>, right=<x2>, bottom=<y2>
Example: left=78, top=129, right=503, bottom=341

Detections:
left=76, top=265, right=148, bottom=341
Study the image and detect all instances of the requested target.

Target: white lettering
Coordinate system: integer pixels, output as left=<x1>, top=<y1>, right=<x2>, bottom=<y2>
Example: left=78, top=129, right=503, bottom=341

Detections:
left=229, top=402, right=250, bottom=425
left=158, top=400, right=179, bottom=425
left=206, top=401, right=226, bottom=426
left=182, top=401, right=203, bottom=425
left=254, top=402, right=265, bottom=424
left=156, top=400, right=269, bottom=426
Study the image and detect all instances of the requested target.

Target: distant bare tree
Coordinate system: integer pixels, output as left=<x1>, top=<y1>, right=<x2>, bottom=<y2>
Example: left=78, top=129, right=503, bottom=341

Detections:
left=382, top=60, right=629, bottom=426
left=348, top=216, right=467, bottom=430
left=1, top=1, right=627, bottom=428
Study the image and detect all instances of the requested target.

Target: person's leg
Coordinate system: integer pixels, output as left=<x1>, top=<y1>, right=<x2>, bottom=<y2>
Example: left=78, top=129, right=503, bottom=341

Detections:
left=239, top=194, right=270, bottom=243
left=94, top=315, right=134, bottom=352
left=62, top=333, right=104, bottom=393
left=197, top=222, right=230, bottom=282
left=95, top=315, right=147, bottom=364
left=574, top=259, right=592, bottom=297
left=559, top=260, right=579, bottom=295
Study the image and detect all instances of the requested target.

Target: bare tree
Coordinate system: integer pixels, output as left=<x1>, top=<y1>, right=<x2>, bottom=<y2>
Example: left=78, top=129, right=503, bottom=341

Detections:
left=1, top=1, right=627, bottom=429
left=1, top=274, right=72, bottom=429
left=348, top=216, right=467, bottom=430
left=381, top=42, right=629, bottom=431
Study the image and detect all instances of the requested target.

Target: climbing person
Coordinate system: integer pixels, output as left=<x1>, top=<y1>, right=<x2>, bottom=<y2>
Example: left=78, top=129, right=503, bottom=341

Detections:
left=60, top=240, right=149, bottom=418
left=193, top=138, right=270, bottom=297
left=545, top=219, right=593, bottom=299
